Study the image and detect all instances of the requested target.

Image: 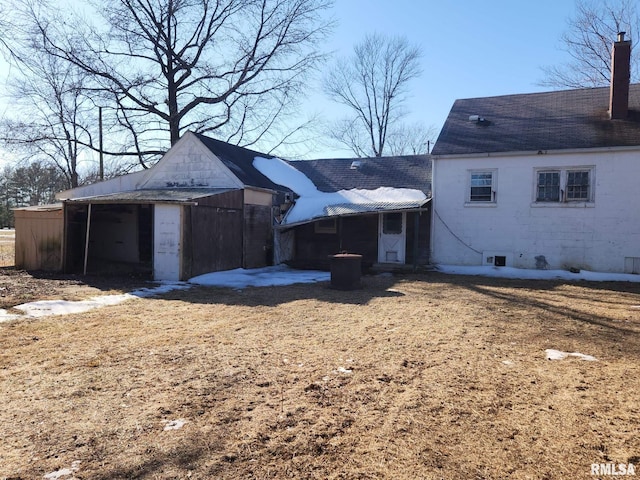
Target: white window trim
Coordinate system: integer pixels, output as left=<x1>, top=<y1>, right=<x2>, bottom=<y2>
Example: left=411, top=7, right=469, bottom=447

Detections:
left=532, top=166, right=595, bottom=206
left=465, top=169, right=498, bottom=206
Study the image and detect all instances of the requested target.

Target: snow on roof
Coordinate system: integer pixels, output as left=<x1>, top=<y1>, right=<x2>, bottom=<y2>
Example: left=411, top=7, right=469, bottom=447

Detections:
left=253, top=156, right=428, bottom=225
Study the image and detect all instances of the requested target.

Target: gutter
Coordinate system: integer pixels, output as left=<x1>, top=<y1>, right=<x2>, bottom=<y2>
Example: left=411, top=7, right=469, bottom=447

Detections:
left=431, top=144, right=640, bottom=160
left=275, top=201, right=432, bottom=230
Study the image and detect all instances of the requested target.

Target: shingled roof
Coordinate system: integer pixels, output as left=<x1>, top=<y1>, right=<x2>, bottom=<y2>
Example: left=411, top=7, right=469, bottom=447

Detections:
left=432, top=84, right=640, bottom=156
left=194, top=133, right=289, bottom=191
left=196, top=132, right=432, bottom=196
left=288, top=155, right=432, bottom=195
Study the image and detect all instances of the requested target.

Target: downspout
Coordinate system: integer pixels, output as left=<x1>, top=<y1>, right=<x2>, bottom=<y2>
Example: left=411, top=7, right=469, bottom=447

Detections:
left=413, top=212, right=420, bottom=271
left=83, top=203, right=92, bottom=275
left=62, top=202, right=68, bottom=272
left=429, top=159, right=437, bottom=265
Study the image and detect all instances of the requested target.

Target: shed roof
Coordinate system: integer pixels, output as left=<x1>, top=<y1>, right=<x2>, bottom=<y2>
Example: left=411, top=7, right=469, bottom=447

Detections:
left=323, top=199, right=430, bottom=217
left=432, top=84, right=640, bottom=156
left=13, top=203, right=63, bottom=212
left=64, top=188, right=237, bottom=204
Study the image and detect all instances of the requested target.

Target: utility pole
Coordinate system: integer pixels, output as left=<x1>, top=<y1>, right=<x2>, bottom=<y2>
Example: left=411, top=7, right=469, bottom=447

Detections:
left=98, top=106, right=104, bottom=181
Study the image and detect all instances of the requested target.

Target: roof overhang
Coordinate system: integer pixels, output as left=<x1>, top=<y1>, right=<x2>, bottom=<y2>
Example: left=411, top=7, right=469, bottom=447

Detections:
left=63, top=188, right=239, bottom=205
left=276, top=198, right=431, bottom=229
left=13, top=203, right=63, bottom=212
left=431, top=144, right=640, bottom=160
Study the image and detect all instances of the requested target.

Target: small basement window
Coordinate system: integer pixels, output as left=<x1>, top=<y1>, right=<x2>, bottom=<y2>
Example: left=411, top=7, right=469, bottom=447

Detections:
left=314, top=218, right=337, bottom=234
left=494, top=256, right=506, bottom=267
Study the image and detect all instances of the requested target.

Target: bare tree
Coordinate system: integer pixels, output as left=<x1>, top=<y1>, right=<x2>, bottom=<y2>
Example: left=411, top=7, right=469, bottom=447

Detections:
left=18, top=0, right=333, bottom=166
left=541, top=0, right=639, bottom=89
left=323, top=33, right=423, bottom=157
left=0, top=0, right=17, bottom=59
left=385, top=122, right=436, bottom=156
left=0, top=45, right=96, bottom=188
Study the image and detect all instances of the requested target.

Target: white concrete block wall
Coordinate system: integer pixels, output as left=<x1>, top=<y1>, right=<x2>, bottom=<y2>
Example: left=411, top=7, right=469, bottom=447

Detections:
left=431, top=149, right=640, bottom=273
left=56, top=132, right=244, bottom=200
left=139, top=132, right=242, bottom=189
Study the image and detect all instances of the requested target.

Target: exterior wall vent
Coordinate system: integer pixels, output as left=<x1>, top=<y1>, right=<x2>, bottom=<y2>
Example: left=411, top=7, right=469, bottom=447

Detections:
left=483, top=251, right=512, bottom=267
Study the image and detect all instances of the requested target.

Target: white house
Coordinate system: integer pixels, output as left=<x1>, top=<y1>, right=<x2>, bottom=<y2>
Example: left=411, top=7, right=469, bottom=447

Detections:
left=430, top=33, right=640, bottom=274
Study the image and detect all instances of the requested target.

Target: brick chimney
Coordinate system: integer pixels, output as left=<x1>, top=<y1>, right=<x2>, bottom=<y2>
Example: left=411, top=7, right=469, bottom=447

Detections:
left=609, top=32, right=631, bottom=119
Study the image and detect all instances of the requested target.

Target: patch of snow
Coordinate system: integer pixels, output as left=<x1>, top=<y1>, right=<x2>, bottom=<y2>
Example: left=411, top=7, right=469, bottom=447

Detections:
left=0, top=283, right=189, bottom=322
left=545, top=349, right=568, bottom=360
left=336, top=367, right=352, bottom=374
left=253, top=156, right=426, bottom=225
left=15, top=295, right=135, bottom=317
left=0, top=308, right=21, bottom=323
left=545, top=349, right=598, bottom=361
left=0, top=267, right=331, bottom=323
left=436, top=265, right=640, bottom=283
left=163, top=419, right=186, bottom=431
left=44, top=461, right=81, bottom=479
left=189, top=265, right=329, bottom=289
left=131, top=282, right=191, bottom=297
left=502, top=360, right=515, bottom=365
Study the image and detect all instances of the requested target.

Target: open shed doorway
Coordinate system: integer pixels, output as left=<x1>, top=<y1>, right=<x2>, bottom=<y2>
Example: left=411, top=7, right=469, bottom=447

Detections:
left=64, top=203, right=153, bottom=278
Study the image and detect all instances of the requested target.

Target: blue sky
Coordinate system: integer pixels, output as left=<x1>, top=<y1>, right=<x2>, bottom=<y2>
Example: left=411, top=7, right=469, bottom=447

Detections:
left=0, top=0, right=584, bottom=165
left=308, top=0, right=579, bottom=157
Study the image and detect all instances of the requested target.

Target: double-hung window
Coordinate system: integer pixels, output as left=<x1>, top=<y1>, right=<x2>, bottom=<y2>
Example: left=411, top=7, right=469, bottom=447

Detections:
left=535, top=168, right=593, bottom=203
left=469, top=170, right=496, bottom=203
left=536, top=171, right=560, bottom=202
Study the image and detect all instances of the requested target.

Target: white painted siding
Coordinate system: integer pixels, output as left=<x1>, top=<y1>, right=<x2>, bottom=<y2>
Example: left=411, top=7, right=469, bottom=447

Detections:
left=432, top=149, right=640, bottom=273
left=56, top=170, right=148, bottom=200
left=154, top=204, right=182, bottom=281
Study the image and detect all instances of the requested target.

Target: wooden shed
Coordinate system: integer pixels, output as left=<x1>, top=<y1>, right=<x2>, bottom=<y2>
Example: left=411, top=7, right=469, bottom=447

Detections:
left=62, top=187, right=275, bottom=280
left=14, top=204, right=64, bottom=271
left=54, top=132, right=291, bottom=281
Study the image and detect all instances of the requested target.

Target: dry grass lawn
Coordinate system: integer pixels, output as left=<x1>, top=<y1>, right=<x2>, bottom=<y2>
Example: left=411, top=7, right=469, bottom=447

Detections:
left=0, top=229, right=14, bottom=267
left=0, top=268, right=639, bottom=479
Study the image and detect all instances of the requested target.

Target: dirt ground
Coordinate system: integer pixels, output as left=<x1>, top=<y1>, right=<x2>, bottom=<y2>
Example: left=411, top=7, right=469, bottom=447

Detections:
left=0, top=231, right=150, bottom=310
left=0, top=266, right=639, bottom=479
left=0, top=267, right=151, bottom=311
